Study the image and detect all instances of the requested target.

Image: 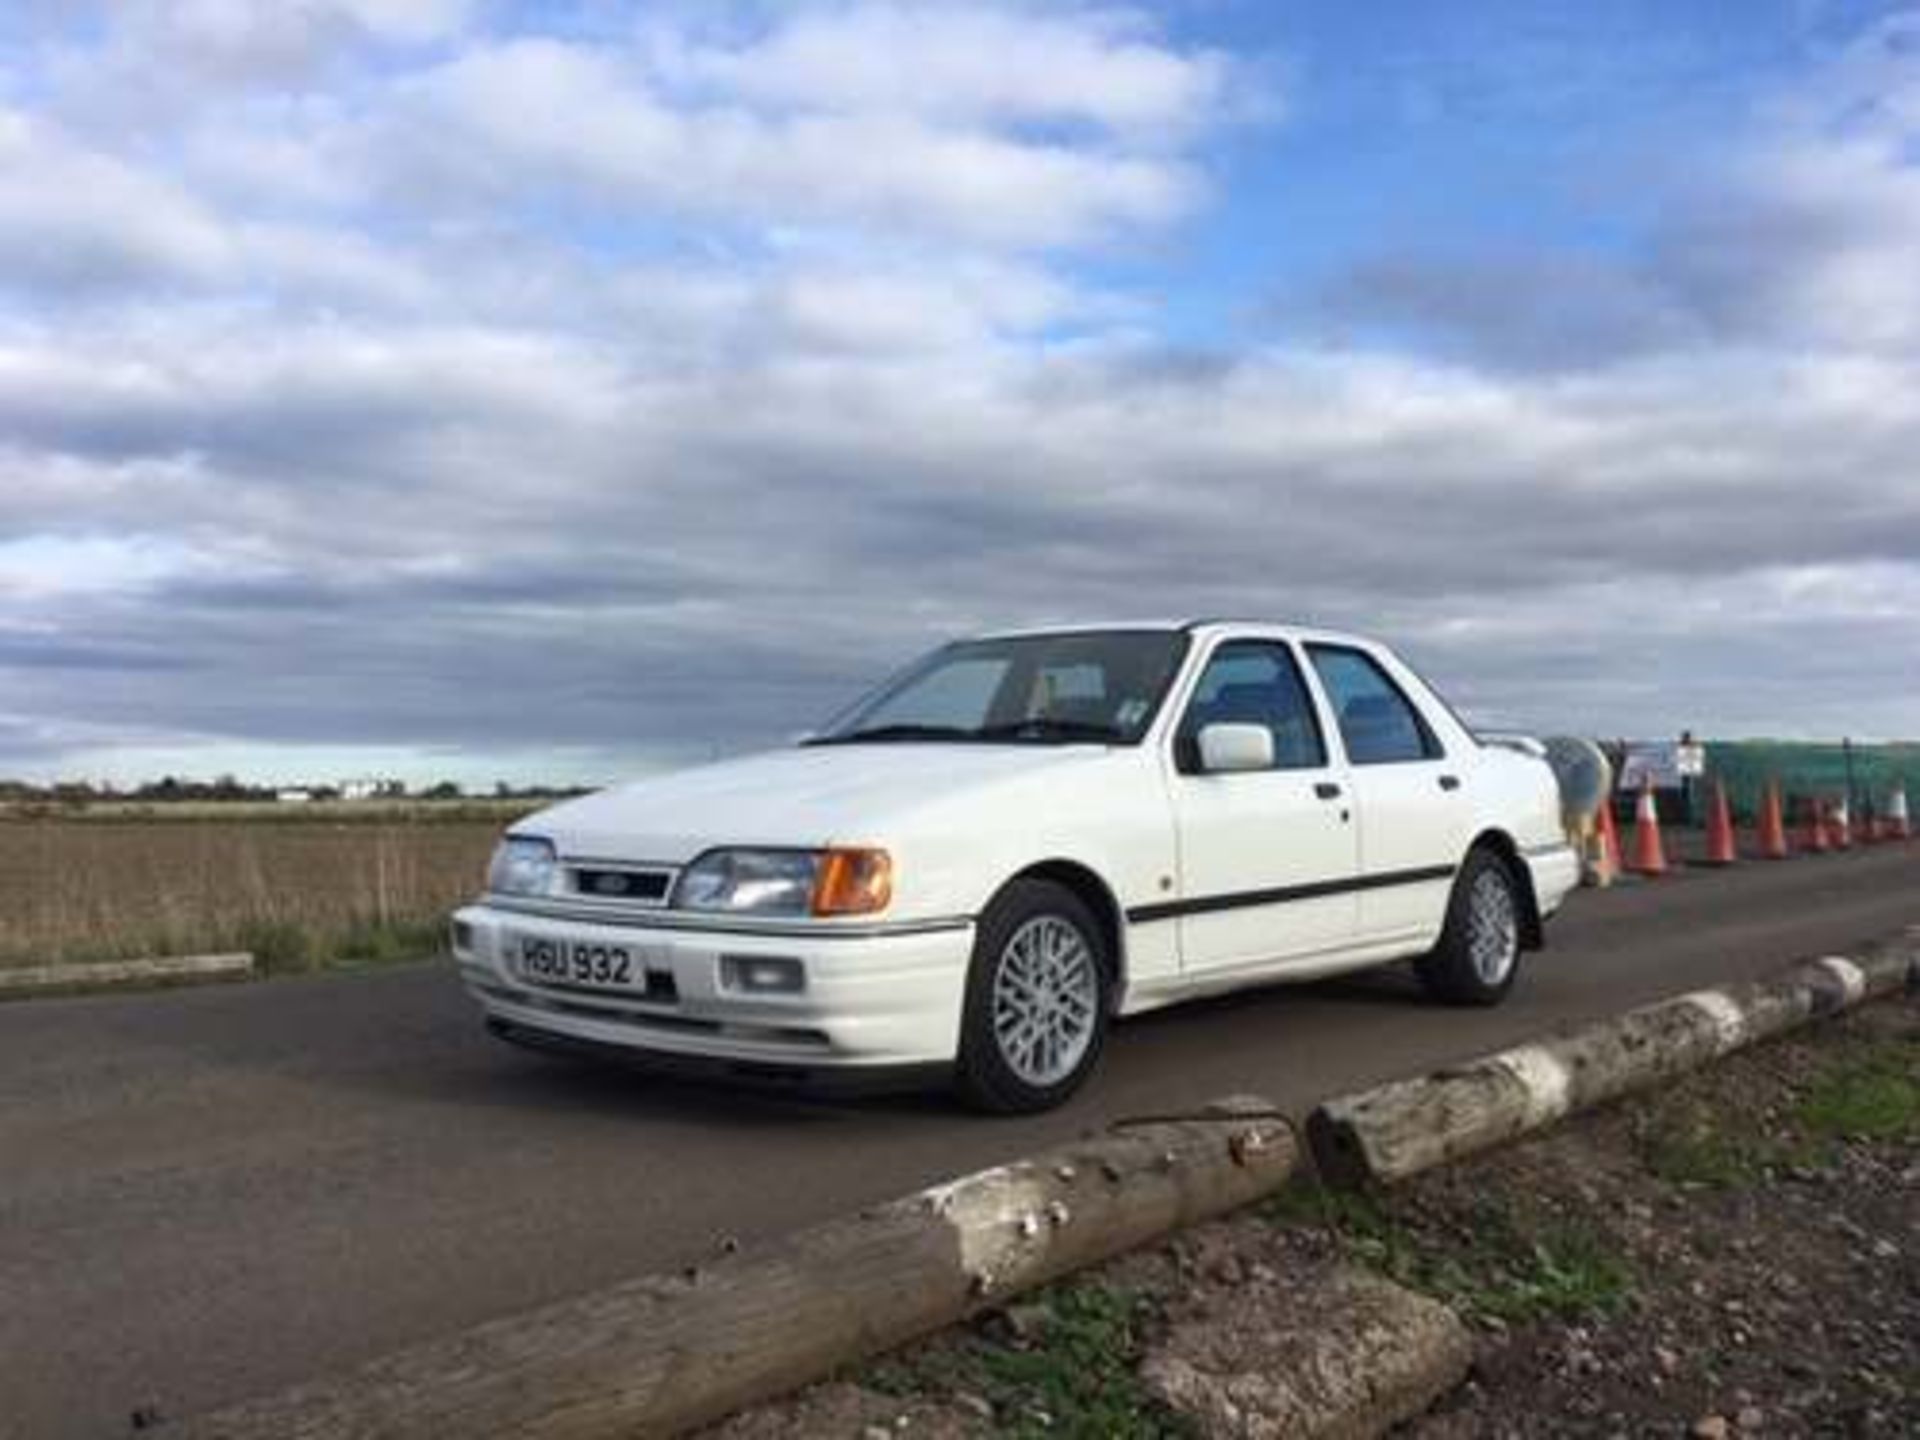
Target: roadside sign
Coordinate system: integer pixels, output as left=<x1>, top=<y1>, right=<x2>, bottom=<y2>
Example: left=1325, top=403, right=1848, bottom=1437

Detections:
left=1618, top=742, right=1681, bottom=791
left=1675, top=743, right=1706, bottom=778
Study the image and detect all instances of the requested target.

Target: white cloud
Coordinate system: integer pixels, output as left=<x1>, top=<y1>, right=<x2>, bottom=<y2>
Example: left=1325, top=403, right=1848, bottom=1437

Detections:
left=0, top=534, right=202, bottom=599
left=0, top=109, right=233, bottom=290
left=390, top=35, right=1206, bottom=249
left=1673, top=145, right=1920, bottom=353
left=643, top=2, right=1240, bottom=137
left=63, top=0, right=472, bottom=92
left=8, top=3, right=1240, bottom=310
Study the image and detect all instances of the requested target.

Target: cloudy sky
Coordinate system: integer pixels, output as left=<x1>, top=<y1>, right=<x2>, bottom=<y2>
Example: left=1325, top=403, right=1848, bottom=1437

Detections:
left=3, top=0, right=1918, bottom=785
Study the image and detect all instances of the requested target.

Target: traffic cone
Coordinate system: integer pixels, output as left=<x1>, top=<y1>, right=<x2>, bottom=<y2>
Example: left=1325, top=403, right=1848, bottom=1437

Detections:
left=1801, top=795, right=1831, bottom=854
left=1833, top=798, right=1854, bottom=850
left=1599, top=796, right=1624, bottom=878
left=1757, top=779, right=1790, bottom=859
left=1702, top=780, right=1738, bottom=865
left=1586, top=799, right=1621, bottom=887
left=1630, top=778, right=1668, bottom=876
left=1889, top=786, right=1912, bottom=840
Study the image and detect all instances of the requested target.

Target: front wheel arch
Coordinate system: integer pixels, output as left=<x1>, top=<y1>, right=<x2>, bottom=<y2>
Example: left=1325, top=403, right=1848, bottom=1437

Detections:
left=994, top=859, right=1127, bottom=1012
left=955, top=877, right=1113, bottom=1113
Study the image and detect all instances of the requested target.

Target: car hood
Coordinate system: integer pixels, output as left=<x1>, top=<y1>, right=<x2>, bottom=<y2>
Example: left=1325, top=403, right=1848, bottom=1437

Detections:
left=518, top=743, right=1103, bottom=863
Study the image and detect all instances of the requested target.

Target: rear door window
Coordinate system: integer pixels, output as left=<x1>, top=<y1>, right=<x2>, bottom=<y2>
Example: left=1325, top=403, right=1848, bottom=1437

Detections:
left=1306, top=645, right=1442, bottom=765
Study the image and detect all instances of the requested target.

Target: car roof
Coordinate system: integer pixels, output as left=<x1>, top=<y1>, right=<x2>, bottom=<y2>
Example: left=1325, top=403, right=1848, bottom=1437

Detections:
left=968, top=618, right=1382, bottom=649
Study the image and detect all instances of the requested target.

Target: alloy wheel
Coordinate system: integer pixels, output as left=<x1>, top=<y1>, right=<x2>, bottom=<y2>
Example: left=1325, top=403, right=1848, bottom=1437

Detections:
left=1466, top=867, right=1519, bottom=985
left=990, top=914, right=1099, bottom=1087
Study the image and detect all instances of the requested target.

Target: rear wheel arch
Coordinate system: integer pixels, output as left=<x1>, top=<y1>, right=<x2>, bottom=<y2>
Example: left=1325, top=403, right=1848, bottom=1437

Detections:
left=1464, top=828, right=1543, bottom=950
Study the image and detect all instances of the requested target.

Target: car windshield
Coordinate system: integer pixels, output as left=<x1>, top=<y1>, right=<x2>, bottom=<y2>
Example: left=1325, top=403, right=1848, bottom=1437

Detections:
left=811, top=630, right=1191, bottom=747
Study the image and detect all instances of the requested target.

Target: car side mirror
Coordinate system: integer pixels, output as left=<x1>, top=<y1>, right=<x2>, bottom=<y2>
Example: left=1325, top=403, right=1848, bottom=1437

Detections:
left=1197, top=723, right=1273, bottom=773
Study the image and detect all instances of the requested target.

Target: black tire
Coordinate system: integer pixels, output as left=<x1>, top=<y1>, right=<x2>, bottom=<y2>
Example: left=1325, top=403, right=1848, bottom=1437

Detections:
left=1415, top=847, right=1524, bottom=1006
left=954, top=879, right=1111, bottom=1114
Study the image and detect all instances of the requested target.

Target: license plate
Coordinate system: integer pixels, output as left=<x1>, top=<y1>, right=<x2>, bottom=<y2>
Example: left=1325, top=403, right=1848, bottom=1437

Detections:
left=512, top=935, right=641, bottom=991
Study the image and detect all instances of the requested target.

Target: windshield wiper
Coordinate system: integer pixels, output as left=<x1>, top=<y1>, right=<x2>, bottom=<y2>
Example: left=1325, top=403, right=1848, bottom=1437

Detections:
left=804, top=723, right=980, bottom=746
left=806, top=718, right=1127, bottom=747
left=974, top=718, right=1125, bottom=744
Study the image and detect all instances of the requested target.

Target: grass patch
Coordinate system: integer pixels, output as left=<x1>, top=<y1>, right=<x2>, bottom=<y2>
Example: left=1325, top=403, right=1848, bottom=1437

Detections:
left=1268, top=1183, right=1632, bottom=1324
left=1482, top=1225, right=1636, bottom=1323
left=1793, top=1036, right=1919, bottom=1148
left=1634, top=1028, right=1920, bottom=1184
left=235, top=919, right=319, bottom=972
left=237, top=917, right=446, bottom=974
left=330, top=918, right=447, bottom=966
left=865, top=1283, right=1193, bottom=1438
left=1638, top=1105, right=1764, bottom=1188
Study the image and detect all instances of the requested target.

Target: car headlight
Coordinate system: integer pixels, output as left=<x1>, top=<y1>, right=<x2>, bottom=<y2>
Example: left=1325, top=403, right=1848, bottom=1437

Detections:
left=673, top=847, right=892, bottom=917
left=488, top=835, right=557, bottom=896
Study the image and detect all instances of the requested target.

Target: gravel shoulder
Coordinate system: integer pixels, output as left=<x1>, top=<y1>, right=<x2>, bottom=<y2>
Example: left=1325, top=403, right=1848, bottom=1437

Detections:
left=713, top=994, right=1919, bottom=1438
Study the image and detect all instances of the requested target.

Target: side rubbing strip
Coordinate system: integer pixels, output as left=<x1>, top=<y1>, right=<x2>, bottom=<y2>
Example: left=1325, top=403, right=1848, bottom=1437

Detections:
left=1126, top=864, right=1457, bottom=925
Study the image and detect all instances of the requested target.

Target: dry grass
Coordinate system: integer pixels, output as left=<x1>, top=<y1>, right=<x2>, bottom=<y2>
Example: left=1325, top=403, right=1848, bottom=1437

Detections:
left=0, top=817, right=511, bottom=973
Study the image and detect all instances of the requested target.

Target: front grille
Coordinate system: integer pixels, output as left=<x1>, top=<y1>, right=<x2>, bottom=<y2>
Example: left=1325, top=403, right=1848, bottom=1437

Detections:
left=509, top=969, right=679, bottom=1005
left=568, top=864, right=673, bottom=904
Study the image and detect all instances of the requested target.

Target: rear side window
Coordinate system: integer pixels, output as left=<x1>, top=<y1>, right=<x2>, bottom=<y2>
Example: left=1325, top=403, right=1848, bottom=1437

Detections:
left=1176, top=641, right=1326, bottom=771
left=1307, top=645, right=1442, bottom=765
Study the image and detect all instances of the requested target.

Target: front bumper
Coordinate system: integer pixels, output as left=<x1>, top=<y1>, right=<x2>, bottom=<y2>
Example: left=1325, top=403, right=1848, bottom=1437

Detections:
left=452, top=902, right=974, bottom=1072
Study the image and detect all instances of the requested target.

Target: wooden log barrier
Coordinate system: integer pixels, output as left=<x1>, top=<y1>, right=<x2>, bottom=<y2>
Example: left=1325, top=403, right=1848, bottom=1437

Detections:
left=1308, top=934, right=1919, bottom=1189
left=178, top=1097, right=1296, bottom=1439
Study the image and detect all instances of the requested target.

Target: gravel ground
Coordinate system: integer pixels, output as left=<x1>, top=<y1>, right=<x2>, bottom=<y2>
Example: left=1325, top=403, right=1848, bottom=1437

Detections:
left=1400, top=996, right=1917, bottom=1438
left=711, top=994, right=1918, bottom=1438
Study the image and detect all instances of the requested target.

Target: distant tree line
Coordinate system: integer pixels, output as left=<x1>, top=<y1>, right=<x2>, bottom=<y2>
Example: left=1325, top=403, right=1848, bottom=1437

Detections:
left=0, top=777, right=590, bottom=806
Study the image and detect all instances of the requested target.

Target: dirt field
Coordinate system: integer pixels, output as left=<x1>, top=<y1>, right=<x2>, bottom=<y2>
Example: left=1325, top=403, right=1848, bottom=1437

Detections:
left=0, top=816, right=512, bottom=971
left=715, top=996, right=1919, bottom=1438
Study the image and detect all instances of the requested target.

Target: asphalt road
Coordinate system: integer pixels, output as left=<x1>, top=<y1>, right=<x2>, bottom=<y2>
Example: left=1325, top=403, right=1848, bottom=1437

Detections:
left=3, top=843, right=1916, bottom=1438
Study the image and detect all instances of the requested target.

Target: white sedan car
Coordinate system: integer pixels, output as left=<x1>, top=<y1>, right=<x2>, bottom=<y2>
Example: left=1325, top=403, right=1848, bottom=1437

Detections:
left=454, top=622, right=1578, bottom=1112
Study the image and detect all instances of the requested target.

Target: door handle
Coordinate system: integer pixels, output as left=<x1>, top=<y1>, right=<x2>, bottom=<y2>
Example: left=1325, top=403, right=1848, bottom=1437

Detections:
left=1439, top=774, right=1461, bottom=791
left=1314, top=782, right=1343, bottom=800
